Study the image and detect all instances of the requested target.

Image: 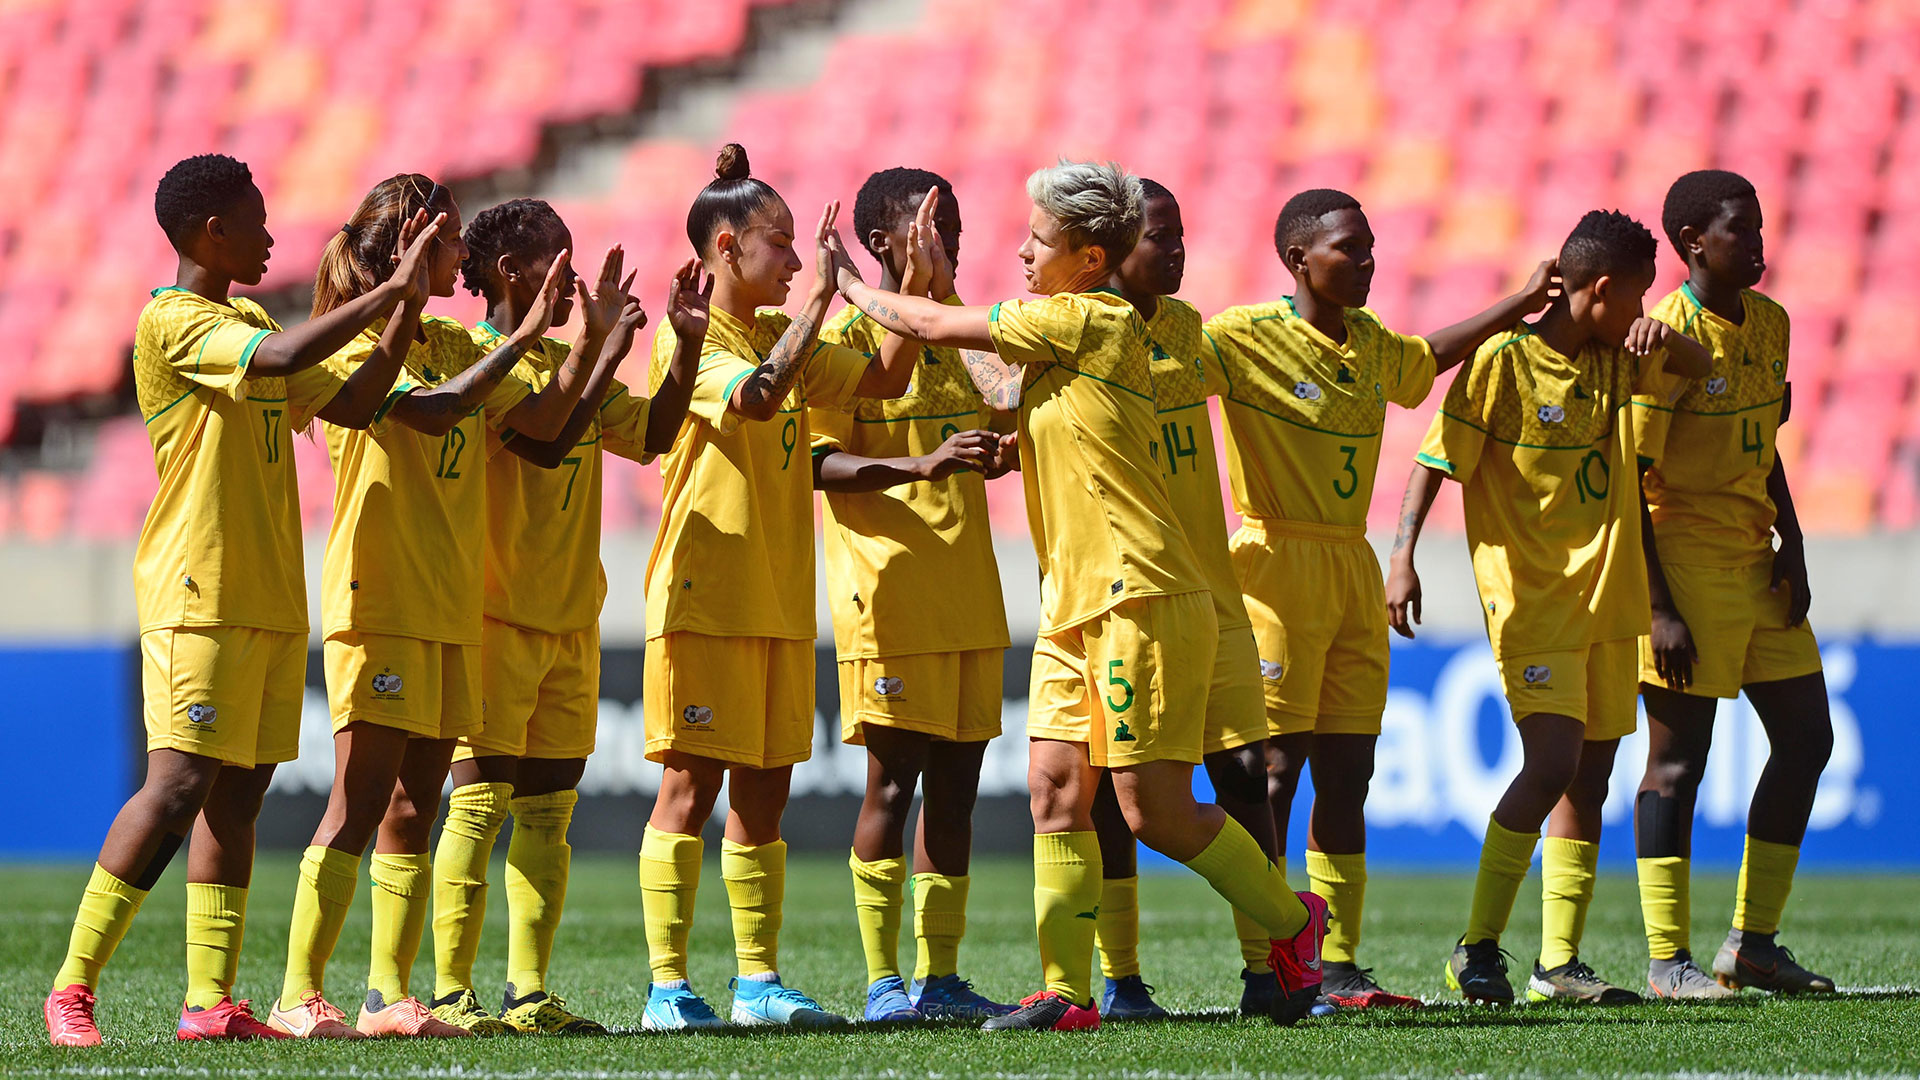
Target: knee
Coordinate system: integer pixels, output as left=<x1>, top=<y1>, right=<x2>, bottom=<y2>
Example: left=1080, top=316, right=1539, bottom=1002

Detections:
left=1794, top=717, right=1835, bottom=774
left=142, top=772, right=215, bottom=832
left=1644, top=755, right=1706, bottom=798
left=1205, top=748, right=1266, bottom=806
left=868, top=771, right=918, bottom=819
left=1518, top=758, right=1580, bottom=803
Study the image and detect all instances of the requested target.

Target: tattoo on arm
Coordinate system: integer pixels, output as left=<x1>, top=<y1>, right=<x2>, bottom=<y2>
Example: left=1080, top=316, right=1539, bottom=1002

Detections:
left=863, top=299, right=902, bottom=326
left=412, top=339, right=529, bottom=419
left=960, top=349, right=1021, bottom=410
left=737, top=313, right=818, bottom=412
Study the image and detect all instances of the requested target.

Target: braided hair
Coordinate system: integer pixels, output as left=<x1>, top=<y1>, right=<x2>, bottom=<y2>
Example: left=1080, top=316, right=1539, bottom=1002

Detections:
left=460, top=198, right=568, bottom=301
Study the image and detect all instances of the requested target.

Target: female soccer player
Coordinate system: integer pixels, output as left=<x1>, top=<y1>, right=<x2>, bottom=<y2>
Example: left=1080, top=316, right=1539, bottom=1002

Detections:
left=270, top=174, right=628, bottom=1039
left=831, top=164, right=1326, bottom=1031
left=814, top=167, right=1016, bottom=1024
left=637, top=144, right=915, bottom=1030
left=427, top=198, right=709, bottom=1035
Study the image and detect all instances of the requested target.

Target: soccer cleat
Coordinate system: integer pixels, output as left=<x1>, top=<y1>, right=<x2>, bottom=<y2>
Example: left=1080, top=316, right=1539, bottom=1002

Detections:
left=1100, top=974, right=1171, bottom=1021
left=641, top=983, right=725, bottom=1031
left=729, top=976, right=846, bottom=1028
left=1320, top=962, right=1424, bottom=1008
left=910, top=974, right=1016, bottom=1020
left=1445, top=938, right=1515, bottom=1005
left=1713, top=929, right=1835, bottom=994
left=863, top=976, right=922, bottom=1023
left=177, top=997, right=292, bottom=1040
left=1647, top=951, right=1738, bottom=1000
left=500, top=984, right=608, bottom=1034
left=357, top=989, right=471, bottom=1037
left=1267, top=890, right=1329, bottom=1026
left=1527, top=958, right=1642, bottom=1004
left=1237, top=968, right=1277, bottom=1017
left=45, top=984, right=101, bottom=1047
left=428, top=988, right=516, bottom=1036
left=981, top=990, right=1101, bottom=1032
left=268, top=992, right=368, bottom=1038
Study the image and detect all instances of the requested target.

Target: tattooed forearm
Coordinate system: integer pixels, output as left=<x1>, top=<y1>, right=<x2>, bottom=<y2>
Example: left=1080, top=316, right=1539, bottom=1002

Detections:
left=960, top=349, right=1021, bottom=411
left=1390, top=465, right=1438, bottom=558
left=414, top=339, right=530, bottom=418
left=738, top=312, right=819, bottom=413
left=864, top=299, right=902, bottom=326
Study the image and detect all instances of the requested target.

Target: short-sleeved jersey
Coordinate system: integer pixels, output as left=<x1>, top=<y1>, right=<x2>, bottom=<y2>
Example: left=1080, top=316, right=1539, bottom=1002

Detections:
left=1208, top=298, right=1437, bottom=527
left=644, top=305, right=871, bottom=640
left=810, top=302, right=1009, bottom=660
left=477, top=321, right=653, bottom=636
left=320, top=315, right=532, bottom=645
left=1635, top=285, right=1788, bottom=568
left=1416, top=326, right=1676, bottom=657
left=1142, top=297, right=1250, bottom=632
left=132, top=288, right=343, bottom=634
left=988, top=289, right=1206, bottom=635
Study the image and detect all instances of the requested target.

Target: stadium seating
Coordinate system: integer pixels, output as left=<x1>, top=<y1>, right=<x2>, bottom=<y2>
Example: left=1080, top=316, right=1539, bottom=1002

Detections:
left=3, top=0, right=1917, bottom=538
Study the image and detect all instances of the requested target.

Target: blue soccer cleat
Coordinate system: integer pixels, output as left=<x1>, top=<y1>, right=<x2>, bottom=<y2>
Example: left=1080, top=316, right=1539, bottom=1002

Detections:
left=729, top=976, right=846, bottom=1028
left=641, top=983, right=725, bottom=1031
left=910, top=974, right=1016, bottom=1020
left=1100, top=975, right=1171, bottom=1021
left=863, top=976, right=921, bottom=1023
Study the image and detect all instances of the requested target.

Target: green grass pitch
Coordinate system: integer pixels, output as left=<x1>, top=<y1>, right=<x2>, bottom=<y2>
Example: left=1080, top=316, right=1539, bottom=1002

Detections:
left=3, top=854, right=1917, bottom=1078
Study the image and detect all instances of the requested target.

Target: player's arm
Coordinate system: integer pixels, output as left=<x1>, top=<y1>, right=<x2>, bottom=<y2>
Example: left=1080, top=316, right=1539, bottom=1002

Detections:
left=1641, top=461, right=1697, bottom=690
left=1625, top=318, right=1713, bottom=379
left=252, top=211, right=444, bottom=378
left=391, top=256, right=573, bottom=436
left=1384, top=463, right=1447, bottom=639
left=1424, top=259, right=1559, bottom=375
left=313, top=294, right=425, bottom=429
left=1766, top=389, right=1811, bottom=626
left=812, top=428, right=1000, bottom=493
left=498, top=249, right=623, bottom=442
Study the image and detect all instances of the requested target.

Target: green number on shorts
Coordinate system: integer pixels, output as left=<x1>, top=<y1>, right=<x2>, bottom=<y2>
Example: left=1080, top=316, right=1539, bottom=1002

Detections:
left=1741, top=416, right=1766, bottom=466
left=436, top=426, right=468, bottom=479
left=779, top=416, right=798, bottom=470
left=1573, top=448, right=1610, bottom=503
left=559, top=455, right=583, bottom=510
left=260, top=408, right=282, bottom=464
left=1105, top=658, right=1136, bottom=715
left=1332, top=444, right=1360, bottom=499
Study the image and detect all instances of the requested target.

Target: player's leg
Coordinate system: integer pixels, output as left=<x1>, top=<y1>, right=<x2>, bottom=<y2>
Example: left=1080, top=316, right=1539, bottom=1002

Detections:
left=725, top=760, right=847, bottom=1026
left=496, top=755, right=600, bottom=1032
left=359, top=735, right=470, bottom=1036
left=427, top=753, right=518, bottom=1034
left=640, top=750, right=726, bottom=1030
left=1306, top=733, right=1415, bottom=1007
left=1530, top=734, right=1639, bottom=1004
left=176, top=763, right=290, bottom=1040
left=850, top=724, right=929, bottom=1021
left=1715, top=670, right=1835, bottom=993
left=1091, top=772, right=1162, bottom=1020
left=911, top=735, right=1011, bottom=1018
left=1206, top=740, right=1282, bottom=1014
left=1636, top=682, right=1732, bottom=998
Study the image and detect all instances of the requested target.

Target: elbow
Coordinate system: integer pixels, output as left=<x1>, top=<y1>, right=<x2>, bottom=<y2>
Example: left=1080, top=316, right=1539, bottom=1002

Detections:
left=735, top=399, right=780, bottom=424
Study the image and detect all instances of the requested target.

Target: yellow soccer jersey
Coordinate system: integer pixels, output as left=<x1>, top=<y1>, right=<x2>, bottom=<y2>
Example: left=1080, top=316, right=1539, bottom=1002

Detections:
left=1207, top=298, right=1437, bottom=527
left=1635, top=285, right=1788, bottom=568
left=320, top=315, right=532, bottom=646
left=476, top=321, right=653, bottom=636
left=988, top=289, right=1206, bottom=635
left=1417, top=326, right=1675, bottom=657
left=133, top=288, right=343, bottom=634
left=1142, top=297, right=1251, bottom=632
left=644, top=305, right=871, bottom=640
left=811, top=303, right=1009, bottom=660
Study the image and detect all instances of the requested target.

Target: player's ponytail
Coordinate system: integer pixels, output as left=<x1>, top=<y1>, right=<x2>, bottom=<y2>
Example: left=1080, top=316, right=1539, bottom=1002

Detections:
left=685, top=142, right=782, bottom=255
left=312, top=173, right=452, bottom=318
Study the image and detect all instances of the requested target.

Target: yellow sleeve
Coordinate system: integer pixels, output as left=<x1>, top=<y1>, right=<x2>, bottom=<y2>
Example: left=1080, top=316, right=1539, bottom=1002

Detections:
left=1199, top=330, right=1233, bottom=398
left=321, top=339, right=416, bottom=435
left=689, top=346, right=759, bottom=435
left=801, top=339, right=874, bottom=410
left=809, top=400, right=853, bottom=453
left=1416, top=359, right=1490, bottom=484
left=161, top=309, right=274, bottom=401
left=988, top=295, right=1085, bottom=366
left=284, top=364, right=346, bottom=430
left=1384, top=329, right=1439, bottom=408
left=1631, top=346, right=1677, bottom=399
left=481, top=371, right=535, bottom=429
left=597, top=378, right=655, bottom=463
left=1632, top=394, right=1674, bottom=469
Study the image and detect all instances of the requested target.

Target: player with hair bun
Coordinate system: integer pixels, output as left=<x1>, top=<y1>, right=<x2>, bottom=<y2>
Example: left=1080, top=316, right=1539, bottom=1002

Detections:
left=637, top=143, right=916, bottom=1031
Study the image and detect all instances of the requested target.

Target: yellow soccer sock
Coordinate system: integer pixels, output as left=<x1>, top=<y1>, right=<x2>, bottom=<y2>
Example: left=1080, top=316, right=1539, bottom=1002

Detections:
left=505, top=789, right=576, bottom=995
left=639, top=827, right=702, bottom=984
left=1637, top=856, right=1690, bottom=959
left=368, top=853, right=432, bottom=1004
left=432, top=781, right=512, bottom=999
left=722, top=838, right=787, bottom=977
left=1232, top=855, right=1283, bottom=974
left=1184, top=817, right=1308, bottom=939
left=184, top=883, right=247, bottom=1009
left=1033, top=831, right=1101, bottom=1004
left=1734, top=836, right=1800, bottom=935
left=1307, top=850, right=1368, bottom=966
left=1540, top=837, right=1598, bottom=969
left=1465, top=817, right=1539, bottom=945
left=912, top=872, right=969, bottom=981
left=849, top=852, right=906, bottom=985
left=52, top=864, right=148, bottom=992
left=280, top=845, right=361, bottom=1010
left=1095, top=876, right=1141, bottom=980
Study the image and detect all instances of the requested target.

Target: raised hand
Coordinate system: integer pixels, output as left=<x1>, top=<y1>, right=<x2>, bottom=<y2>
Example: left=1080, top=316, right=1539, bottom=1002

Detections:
left=667, top=257, right=712, bottom=347
left=515, top=248, right=573, bottom=340
left=1519, top=258, right=1560, bottom=313
left=1624, top=316, right=1672, bottom=356
left=389, top=209, right=445, bottom=306
left=917, top=186, right=956, bottom=300
left=814, top=200, right=858, bottom=298
left=575, top=245, right=632, bottom=338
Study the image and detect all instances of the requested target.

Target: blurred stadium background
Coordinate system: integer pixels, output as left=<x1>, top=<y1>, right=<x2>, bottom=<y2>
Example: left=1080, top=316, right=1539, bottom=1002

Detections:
left=1, top=0, right=1913, bottom=865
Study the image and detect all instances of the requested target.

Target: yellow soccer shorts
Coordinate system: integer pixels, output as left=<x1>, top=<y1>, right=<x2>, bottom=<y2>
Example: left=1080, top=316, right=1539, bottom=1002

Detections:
left=1232, top=518, right=1389, bottom=737
left=457, top=618, right=600, bottom=762
left=141, top=625, right=305, bottom=768
left=1638, top=559, right=1823, bottom=699
left=1204, top=626, right=1269, bottom=755
left=324, top=630, right=482, bottom=741
left=644, top=632, right=815, bottom=770
left=1025, top=591, right=1217, bottom=768
left=838, top=648, right=1004, bottom=745
left=1498, top=638, right=1638, bottom=742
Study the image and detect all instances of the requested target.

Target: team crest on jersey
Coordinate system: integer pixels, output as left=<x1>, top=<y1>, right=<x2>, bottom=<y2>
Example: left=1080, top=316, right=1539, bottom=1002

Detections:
left=1522, top=665, right=1553, bottom=685
left=1706, top=377, right=1729, bottom=395
left=1259, top=659, right=1284, bottom=681
left=1293, top=381, right=1323, bottom=401
left=1537, top=405, right=1565, bottom=424
left=1336, top=365, right=1355, bottom=384
left=873, top=676, right=905, bottom=697
left=370, top=670, right=403, bottom=696
left=682, top=705, right=713, bottom=727
left=187, top=704, right=217, bottom=726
